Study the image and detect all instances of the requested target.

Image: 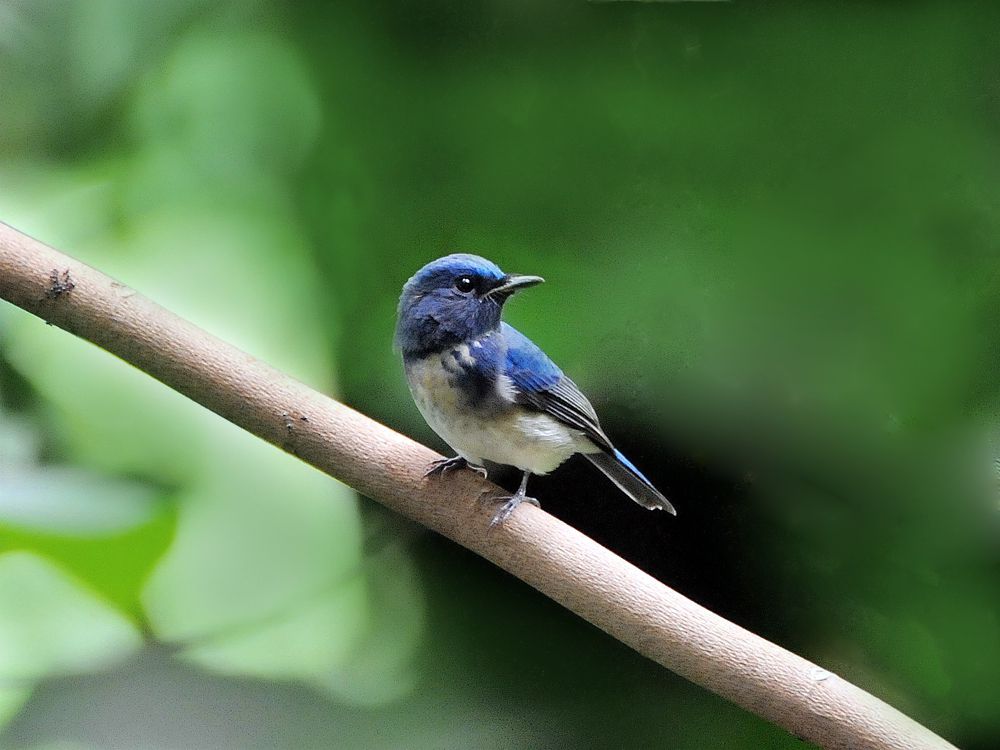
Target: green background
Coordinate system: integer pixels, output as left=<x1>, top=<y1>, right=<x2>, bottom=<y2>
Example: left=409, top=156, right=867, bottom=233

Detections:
left=0, top=1, right=997, bottom=748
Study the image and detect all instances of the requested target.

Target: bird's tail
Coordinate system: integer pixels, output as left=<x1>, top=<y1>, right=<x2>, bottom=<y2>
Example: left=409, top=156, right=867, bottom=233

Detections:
left=585, top=449, right=676, bottom=515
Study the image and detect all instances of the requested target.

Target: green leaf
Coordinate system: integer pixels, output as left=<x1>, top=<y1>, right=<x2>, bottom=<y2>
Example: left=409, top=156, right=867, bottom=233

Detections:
left=0, top=467, right=159, bottom=536
left=315, top=546, right=426, bottom=706
left=0, top=552, right=141, bottom=681
left=180, top=573, right=368, bottom=682
left=141, top=440, right=361, bottom=642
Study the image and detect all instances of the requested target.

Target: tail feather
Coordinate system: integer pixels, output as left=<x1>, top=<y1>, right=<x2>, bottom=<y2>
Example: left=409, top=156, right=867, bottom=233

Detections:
left=585, top=449, right=676, bottom=515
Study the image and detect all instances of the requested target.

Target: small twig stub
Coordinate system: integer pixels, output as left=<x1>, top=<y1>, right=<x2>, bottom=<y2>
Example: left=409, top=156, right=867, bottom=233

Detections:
left=46, top=268, right=76, bottom=299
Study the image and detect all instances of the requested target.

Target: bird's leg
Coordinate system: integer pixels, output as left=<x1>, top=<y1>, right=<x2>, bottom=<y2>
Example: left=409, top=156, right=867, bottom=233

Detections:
left=424, top=455, right=488, bottom=479
left=489, top=471, right=540, bottom=528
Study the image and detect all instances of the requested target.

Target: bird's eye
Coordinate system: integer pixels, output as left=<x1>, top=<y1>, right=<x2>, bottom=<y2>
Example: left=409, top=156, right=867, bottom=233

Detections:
left=454, top=275, right=475, bottom=293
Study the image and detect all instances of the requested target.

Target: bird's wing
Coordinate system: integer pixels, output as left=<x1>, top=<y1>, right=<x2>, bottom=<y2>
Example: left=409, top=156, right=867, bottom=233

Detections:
left=500, top=323, right=614, bottom=452
left=501, top=323, right=674, bottom=513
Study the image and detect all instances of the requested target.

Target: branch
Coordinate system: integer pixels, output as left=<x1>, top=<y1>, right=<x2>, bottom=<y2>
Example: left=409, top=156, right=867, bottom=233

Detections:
left=0, top=221, right=956, bottom=750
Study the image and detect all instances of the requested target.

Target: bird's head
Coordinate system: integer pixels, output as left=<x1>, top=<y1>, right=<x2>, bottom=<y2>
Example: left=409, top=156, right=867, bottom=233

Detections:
left=394, top=253, right=544, bottom=356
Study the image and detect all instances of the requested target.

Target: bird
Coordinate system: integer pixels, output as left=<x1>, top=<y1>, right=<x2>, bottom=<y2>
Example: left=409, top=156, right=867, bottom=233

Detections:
left=395, top=253, right=676, bottom=526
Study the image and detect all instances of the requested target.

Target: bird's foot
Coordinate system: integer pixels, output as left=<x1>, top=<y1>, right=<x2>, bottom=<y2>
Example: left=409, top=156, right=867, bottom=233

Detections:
left=487, top=492, right=541, bottom=528
left=424, top=455, right=488, bottom=479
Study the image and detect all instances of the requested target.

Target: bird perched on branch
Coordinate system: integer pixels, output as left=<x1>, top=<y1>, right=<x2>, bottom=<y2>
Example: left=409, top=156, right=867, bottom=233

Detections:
left=395, top=254, right=676, bottom=526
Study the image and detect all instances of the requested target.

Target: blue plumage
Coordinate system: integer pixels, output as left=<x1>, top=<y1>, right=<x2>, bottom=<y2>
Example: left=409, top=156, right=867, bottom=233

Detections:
left=396, top=254, right=675, bottom=525
left=503, top=323, right=562, bottom=391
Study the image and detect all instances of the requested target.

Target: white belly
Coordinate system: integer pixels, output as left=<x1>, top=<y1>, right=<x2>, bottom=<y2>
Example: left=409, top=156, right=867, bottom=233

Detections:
left=405, top=354, right=588, bottom=475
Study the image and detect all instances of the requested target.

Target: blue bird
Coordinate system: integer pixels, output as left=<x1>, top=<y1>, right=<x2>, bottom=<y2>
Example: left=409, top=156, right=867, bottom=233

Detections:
left=395, top=254, right=676, bottom=526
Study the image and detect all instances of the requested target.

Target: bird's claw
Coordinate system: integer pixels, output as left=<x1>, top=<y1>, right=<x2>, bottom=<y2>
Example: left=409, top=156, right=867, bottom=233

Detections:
left=424, top=456, right=488, bottom=479
left=487, top=493, right=540, bottom=528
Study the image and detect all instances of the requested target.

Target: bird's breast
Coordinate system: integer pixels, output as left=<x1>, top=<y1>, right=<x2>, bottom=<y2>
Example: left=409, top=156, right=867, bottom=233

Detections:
left=404, top=345, right=506, bottom=419
left=403, top=348, right=582, bottom=474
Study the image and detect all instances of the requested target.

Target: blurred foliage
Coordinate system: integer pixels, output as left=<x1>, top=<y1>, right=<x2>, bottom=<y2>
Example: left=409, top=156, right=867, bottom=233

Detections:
left=1, top=1, right=999, bottom=748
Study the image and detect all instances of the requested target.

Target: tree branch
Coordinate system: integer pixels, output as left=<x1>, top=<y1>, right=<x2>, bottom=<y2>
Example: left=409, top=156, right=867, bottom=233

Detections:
left=0, top=221, right=956, bottom=750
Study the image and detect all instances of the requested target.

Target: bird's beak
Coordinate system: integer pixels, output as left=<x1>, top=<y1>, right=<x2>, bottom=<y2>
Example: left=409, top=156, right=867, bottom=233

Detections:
left=486, top=273, right=545, bottom=300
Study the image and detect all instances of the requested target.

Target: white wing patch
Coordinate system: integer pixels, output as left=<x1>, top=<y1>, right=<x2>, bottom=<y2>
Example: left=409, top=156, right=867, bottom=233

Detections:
left=495, top=372, right=517, bottom=404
